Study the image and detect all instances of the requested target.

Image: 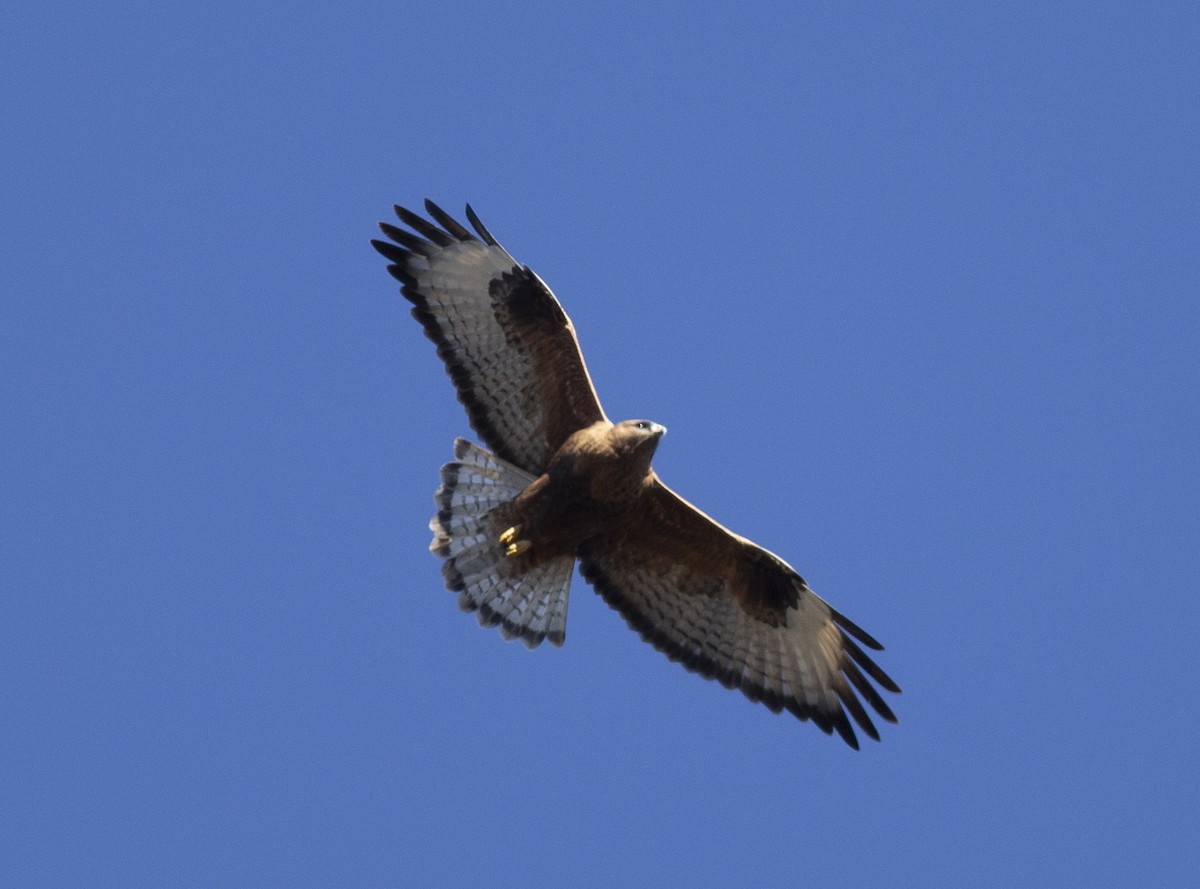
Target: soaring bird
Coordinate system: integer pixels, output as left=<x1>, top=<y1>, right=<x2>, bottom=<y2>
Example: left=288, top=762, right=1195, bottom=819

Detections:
left=372, top=201, right=900, bottom=748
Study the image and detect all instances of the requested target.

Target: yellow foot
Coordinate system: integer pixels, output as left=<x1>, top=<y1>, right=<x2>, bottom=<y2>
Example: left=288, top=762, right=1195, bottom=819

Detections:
left=504, top=540, right=532, bottom=558
left=499, top=525, right=531, bottom=558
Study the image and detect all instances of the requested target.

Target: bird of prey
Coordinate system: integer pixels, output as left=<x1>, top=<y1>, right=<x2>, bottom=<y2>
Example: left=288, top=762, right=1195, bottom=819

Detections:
left=372, top=201, right=900, bottom=748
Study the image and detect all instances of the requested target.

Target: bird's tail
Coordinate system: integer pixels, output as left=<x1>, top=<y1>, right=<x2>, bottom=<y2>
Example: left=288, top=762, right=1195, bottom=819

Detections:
left=429, top=438, right=573, bottom=648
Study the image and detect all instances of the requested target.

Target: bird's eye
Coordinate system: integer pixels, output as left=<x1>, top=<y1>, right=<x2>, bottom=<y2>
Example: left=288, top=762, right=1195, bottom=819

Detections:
left=634, top=421, right=650, bottom=430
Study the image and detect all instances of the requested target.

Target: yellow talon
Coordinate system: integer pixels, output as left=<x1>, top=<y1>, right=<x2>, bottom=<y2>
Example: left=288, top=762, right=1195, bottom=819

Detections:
left=499, top=525, right=521, bottom=546
left=504, top=539, right=532, bottom=558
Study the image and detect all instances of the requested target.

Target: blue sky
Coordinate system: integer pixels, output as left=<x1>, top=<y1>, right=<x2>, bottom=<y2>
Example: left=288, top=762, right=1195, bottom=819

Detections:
left=4, top=2, right=1198, bottom=886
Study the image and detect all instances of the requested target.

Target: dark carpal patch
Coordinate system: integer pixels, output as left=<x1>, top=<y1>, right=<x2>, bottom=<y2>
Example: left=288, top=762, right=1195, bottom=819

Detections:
left=738, top=548, right=802, bottom=626
left=491, top=267, right=568, bottom=330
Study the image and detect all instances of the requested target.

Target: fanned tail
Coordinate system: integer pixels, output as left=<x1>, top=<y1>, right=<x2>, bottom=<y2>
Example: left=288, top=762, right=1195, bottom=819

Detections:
left=429, top=438, right=573, bottom=648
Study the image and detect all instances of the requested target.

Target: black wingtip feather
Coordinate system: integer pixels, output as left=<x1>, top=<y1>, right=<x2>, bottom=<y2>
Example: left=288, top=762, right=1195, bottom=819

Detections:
left=371, top=238, right=407, bottom=265
left=837, top=680, right=880, bottom=742
left=831, top=709, right=861, bottom=750
left=831, top=608, right=885, bottom=650
left=423, top=200, right=476, bottom=241
left=388, top=267, right=415, bottom=287
left=378, top=222, right=437, bottom=255
left=843, top=658, right=899, bottom=724
left=841, top=634, right=902, bottom=695
left=393, top=204, right=455, bottom=247
left=465, top=204, right=500, bottom=246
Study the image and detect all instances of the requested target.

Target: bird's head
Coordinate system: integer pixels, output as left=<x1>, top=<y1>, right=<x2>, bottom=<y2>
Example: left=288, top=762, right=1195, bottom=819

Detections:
left=611, top=419, right=667, bottom=461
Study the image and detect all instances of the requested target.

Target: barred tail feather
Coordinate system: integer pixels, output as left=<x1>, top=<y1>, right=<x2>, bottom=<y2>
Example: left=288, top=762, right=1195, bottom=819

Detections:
left=430, top=438, right=573, bottom=648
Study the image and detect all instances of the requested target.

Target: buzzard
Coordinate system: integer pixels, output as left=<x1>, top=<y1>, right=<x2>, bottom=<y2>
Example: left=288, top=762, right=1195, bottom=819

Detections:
left=372, top=201, right=900, bottom=748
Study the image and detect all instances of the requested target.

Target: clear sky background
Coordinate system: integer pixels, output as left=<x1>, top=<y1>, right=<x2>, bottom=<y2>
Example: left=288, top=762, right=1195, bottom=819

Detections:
left=4, top=2, right=1198, bottom=886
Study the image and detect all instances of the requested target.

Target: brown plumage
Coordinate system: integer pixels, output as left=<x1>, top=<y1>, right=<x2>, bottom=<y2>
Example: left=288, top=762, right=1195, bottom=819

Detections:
left=372, top=200, right=900, bottom=748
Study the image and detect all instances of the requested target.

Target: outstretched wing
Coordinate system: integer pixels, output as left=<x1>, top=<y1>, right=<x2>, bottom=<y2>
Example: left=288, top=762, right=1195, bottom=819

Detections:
left=577, top=479, right=900, bottom=749
left=372, top=201, right=607, bottom=475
